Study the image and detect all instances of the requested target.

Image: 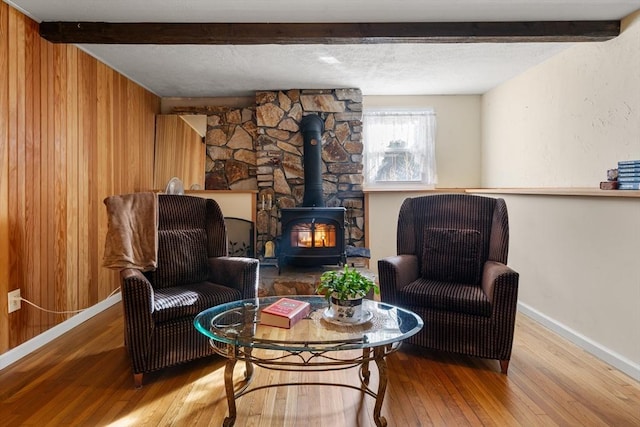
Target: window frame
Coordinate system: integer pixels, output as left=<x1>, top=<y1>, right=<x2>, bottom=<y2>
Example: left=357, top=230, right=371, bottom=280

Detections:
left=362, top=108, right=437, bottom=190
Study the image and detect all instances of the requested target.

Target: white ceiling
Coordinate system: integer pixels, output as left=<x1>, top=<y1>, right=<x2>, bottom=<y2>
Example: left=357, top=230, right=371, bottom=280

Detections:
left=6, top=0, right=640, bottom=97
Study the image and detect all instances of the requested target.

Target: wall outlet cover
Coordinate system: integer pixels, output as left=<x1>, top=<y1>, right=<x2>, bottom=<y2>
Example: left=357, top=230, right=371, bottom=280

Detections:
left=8, top=289, right=21, bottom=313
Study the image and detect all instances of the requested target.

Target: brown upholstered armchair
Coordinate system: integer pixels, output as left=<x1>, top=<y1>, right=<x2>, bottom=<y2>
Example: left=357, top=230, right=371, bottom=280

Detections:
left=378, top=194, right=519, bottom=374
left=119, top=195, right=259, bottom=387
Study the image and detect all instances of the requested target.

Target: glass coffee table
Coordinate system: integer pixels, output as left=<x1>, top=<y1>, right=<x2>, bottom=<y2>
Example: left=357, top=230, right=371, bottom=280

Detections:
left=194, top=295, right=423, bottom=427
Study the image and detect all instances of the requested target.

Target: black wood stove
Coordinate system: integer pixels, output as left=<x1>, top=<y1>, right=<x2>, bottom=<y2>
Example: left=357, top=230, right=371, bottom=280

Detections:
left=279, top=207, right=346, bottom=268
left=278, top=114, right=346, bottom=269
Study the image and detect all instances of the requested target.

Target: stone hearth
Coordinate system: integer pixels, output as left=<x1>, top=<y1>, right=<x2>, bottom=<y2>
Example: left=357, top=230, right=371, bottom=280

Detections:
left=258, top=264, right=376, bottom=298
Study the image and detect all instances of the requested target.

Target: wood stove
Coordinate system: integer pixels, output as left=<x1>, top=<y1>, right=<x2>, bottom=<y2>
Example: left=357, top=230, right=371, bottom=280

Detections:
left=277, top=114, right=346, bottom=269
left=279, top=207, right=346, bottom=269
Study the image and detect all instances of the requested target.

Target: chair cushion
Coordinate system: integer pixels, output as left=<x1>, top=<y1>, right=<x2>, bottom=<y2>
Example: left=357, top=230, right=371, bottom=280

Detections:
left=400, top=278, right=492, bottom=317
left=152, top=281, right=243, bottom=323
left=153, top=229, right=209, bottom=289
left=421, top=227, right=482, bottom=285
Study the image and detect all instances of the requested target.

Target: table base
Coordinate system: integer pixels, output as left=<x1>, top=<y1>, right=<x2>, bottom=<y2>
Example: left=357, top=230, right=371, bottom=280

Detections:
left=213, top=341, right=399, bottom=427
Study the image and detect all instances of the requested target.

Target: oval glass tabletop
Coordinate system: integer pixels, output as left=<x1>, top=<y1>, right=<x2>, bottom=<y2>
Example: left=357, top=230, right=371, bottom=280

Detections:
left=194, top=296, right=423, bottom=352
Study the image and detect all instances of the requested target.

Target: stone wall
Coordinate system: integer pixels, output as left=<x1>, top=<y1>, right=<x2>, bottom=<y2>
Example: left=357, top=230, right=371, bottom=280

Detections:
left=204, top=106, right=257, bottom=190
left=204, top=89, right=365, bottom=258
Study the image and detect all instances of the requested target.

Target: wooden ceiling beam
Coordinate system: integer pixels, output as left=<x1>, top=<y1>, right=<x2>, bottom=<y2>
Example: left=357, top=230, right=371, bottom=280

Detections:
left=39, top=21, right=620, bottom=44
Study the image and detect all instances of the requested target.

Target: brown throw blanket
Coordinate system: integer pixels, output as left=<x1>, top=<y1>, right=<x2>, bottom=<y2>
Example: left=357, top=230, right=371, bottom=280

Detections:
left=103, top=192, right=158, bottom=271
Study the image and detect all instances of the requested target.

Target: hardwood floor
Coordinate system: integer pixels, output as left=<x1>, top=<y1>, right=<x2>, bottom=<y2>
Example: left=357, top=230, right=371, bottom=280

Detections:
left=1, top=304, right=638, bottom=426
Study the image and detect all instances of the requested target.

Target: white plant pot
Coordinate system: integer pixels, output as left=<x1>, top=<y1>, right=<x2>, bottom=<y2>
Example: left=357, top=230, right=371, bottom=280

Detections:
left=329, top=293, right=364, bottom=323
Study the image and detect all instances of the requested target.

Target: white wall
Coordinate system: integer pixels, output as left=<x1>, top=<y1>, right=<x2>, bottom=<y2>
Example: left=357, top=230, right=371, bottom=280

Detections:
left=482, top=13, right=640, bottom=187
left=481, top=11, right=640, bottom=379
left=187, top=190, right=256, bottom=222
left=495, top=194, right=639, bottom=378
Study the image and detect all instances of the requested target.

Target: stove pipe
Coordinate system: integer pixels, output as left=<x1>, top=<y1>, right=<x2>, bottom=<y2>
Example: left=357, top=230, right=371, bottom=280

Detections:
left=300, top=114, right=325, bottom=207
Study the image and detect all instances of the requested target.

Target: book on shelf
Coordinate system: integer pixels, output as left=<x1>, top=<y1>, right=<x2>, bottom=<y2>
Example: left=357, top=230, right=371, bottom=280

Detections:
left=617, top=160, right=640, bottom=167
left=260, top=297, right=311, bottom=328
left=618, top=182, right=640, bottom=190
left=600, top=181, right=618, bottom=190
left=617, top=168, right=640, bottom=174
left=617, top=176, right=640, bottom=183
left=617, top=165, right=640, bottom=175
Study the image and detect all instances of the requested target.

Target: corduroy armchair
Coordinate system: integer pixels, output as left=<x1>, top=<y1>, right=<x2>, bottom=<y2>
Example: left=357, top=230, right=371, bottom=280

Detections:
left=119, top=195, right=259, bottom=387
left=378, top=194, right=519, bottom=374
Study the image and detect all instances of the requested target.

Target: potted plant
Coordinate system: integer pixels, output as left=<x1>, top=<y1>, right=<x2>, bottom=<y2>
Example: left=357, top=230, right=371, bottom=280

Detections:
left=316, top=266, right=379, bottom=323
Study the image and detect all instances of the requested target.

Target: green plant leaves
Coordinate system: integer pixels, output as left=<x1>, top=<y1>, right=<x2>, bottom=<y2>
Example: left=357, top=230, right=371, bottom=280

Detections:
left=316, top=265, right=379, bottom=301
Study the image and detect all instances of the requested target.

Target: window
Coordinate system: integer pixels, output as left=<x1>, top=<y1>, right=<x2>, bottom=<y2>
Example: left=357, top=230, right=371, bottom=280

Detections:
left=363, top=109, right=437, bottom=188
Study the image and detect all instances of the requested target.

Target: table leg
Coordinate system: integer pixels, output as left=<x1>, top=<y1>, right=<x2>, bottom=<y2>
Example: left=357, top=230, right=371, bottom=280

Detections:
left=361, top=347, right=371, bottom=384
left=244, top=347, right=254, bottom=381
left=223, top=358, right=238, bottom=427
left=372, top=346, right=388, bottom=427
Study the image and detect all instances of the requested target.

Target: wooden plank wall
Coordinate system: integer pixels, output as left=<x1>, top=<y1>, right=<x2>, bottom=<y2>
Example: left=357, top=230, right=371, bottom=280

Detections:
left=154, top=115, right=205, bottom=191
left=0, top=3, right=160, bottom=353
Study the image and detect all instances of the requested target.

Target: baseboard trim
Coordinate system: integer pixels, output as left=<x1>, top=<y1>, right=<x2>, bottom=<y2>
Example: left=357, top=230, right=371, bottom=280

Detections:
left=518, top=302, right=639, bottom=382
left=0, top=293, right=121, bottom=371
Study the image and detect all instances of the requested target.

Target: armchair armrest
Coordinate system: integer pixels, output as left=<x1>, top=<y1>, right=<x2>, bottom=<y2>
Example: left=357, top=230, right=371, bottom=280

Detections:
left=377, top=254, right=420, bottom=305
left=481, top=261, right=519, bottom=306
left=209, top=256, right=259, bottom=299
left=119, top=269, right=155, bottom=364
left=481, top=261, right=519, bottom=361
left=120, top=268, right=154, bottom=316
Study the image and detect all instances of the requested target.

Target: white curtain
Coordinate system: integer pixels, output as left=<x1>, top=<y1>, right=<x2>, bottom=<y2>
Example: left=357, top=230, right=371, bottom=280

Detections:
left=363, top=110, right=437, bottom=187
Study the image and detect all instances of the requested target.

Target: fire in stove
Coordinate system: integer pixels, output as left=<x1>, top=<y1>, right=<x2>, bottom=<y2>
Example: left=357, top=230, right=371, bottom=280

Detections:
left=279, top=207, right=346, bottom=269
left=290, top=220, right=337, bottom=248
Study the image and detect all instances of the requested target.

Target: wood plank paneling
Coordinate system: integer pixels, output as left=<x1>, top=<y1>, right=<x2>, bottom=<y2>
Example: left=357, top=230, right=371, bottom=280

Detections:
left=78, top=49, right=96, bottom=308
left=24, top=16, right=39, bottom=337
left=154, top=114, right=205, bottom=190
left=0, top=3, right=10, bottom=350
left=53, top=42, right=67, bottom=325
left=0, top=2, right=160, bottom=353
left=7, top=7, right=22, bottom=342
left=44, top=40, right=56, bottom=328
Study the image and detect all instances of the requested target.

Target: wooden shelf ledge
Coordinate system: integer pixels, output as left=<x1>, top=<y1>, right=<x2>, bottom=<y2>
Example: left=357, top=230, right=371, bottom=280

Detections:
left=364, top=187, right=640, bottom=198
left=467, top=187, right=640, bottom=198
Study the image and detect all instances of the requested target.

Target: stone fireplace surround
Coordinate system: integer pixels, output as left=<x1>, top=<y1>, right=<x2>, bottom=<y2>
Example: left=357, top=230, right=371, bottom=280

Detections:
left=203, top=88, right=365, bottom=258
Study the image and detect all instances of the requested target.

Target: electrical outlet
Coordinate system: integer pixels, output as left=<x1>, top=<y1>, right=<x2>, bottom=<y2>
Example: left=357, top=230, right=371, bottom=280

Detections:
left=8, top=289, right=21, bottom=313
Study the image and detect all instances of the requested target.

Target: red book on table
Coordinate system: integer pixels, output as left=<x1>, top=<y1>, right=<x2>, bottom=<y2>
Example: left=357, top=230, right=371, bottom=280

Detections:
left=260, top=298, right=311, bottom=328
